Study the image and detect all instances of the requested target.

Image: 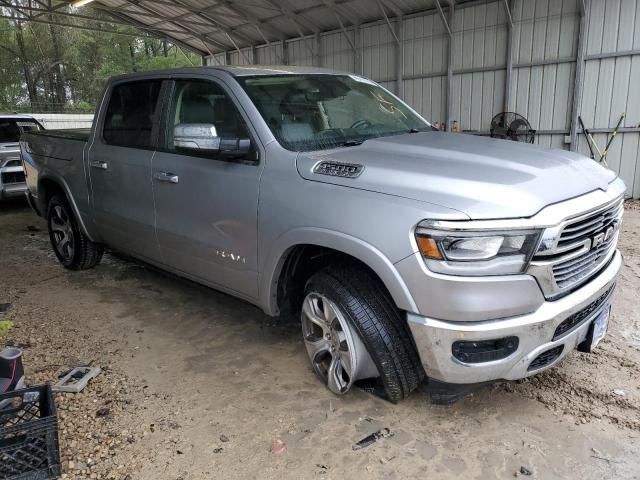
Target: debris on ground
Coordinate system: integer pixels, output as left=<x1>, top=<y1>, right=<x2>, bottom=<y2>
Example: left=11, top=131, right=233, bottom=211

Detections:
left=219, top=434, right=229, bottom=443
left=270, top=439, right=287, bottom=455
left=96, top=408, right=111, bottom=417
left=520, top=465, right=533, bottom=476
left=612, top=389, right=626, bottom=397
left=352, top=428, right=394, bottom=451
left=53, top=366, right=101, bottom=393
left=0, top=303, right=12, bottom=314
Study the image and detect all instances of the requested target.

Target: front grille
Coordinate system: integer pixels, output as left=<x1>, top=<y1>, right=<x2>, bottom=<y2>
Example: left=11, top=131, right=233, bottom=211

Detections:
left=553, top=283, right=615, bottom=340
left=528, top=345, right=564, bottom=371
left=553, top=236, right=617, bottom=289
left=1, top=171, right=25, bottom=184
left=530, top=198, right=623, bottom=297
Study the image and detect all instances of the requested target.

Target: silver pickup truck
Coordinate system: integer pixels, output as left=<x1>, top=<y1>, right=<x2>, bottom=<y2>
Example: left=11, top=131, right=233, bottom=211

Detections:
left=1, top=114, right=43, bottom=200
left=21, top=66, right=624, bottom=402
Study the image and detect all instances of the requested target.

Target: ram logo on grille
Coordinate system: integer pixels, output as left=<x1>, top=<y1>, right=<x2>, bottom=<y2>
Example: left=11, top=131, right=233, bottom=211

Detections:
left=591, top=223, right=617, bottom=250
left=313, top=161, right=364, bottom=178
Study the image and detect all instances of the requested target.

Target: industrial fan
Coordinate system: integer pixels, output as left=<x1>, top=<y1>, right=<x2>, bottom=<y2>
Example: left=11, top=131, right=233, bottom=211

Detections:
left=490, top=112, right=536, bottom=143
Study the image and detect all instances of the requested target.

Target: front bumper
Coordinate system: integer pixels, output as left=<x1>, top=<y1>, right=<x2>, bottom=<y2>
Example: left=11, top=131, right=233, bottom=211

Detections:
left=0, top=166, right=27, bottom=200
left=407, top=250, right=622, bottom=384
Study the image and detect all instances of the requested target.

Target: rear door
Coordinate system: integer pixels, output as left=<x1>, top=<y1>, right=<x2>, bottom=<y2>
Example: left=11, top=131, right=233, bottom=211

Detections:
left=151, top=77, right=263, bottom=300
left=88, top=79, right=164, bottom=261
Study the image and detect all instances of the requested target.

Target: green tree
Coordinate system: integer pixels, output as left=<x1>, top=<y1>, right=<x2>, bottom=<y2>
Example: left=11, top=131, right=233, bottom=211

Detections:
left=0, top=3, right=201, bottom=113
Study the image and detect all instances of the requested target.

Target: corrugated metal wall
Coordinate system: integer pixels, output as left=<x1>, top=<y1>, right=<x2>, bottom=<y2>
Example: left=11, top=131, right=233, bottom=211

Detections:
left=206, top=0, right=640, bottom=198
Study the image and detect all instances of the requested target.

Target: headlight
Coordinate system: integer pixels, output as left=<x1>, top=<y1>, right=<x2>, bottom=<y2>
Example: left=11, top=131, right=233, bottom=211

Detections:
left=415, top=226, right=541, bottom=276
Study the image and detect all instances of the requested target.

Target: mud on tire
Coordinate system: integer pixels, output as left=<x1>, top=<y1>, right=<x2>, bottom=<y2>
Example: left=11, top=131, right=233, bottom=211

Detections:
left=304, top=262, right=426, bottom=402
left=47, top=194, right=103, bottom=270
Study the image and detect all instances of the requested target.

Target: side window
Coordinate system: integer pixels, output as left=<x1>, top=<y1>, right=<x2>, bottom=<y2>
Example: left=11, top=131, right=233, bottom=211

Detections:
left=103, top=80, right=162, bottom=148
left=0, top=121, right=21, bottom=143
left=166, top=80, right=249, bottom=152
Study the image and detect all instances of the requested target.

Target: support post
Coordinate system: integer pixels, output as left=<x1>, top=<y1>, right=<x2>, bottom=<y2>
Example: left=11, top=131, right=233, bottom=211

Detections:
left=314, top=33, right=322, bottom=66
left=354, top=23, right=361, bottom=74
left=282, top=40, right=289, bottom=65
left=445, top=2, right=454, bottom=131
left=503, top=0, right=514, bottom=112
left=396, top=17, right=404, bottom=96
left=569, top=0, right=589, bottom=151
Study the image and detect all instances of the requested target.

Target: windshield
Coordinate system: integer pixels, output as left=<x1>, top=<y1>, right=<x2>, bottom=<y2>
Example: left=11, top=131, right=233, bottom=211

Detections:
left=238, top=74, right=432, bottom=152
left=0, top=119, right=43, bottom=143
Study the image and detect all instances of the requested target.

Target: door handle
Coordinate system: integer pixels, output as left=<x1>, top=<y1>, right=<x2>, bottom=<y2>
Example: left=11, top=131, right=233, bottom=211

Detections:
left=154, top=172, right=179, bottom=184
left=89, top=160, right=108, bottom=170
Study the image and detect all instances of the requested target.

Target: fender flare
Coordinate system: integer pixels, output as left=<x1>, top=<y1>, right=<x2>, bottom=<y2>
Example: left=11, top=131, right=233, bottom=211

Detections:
left=260, top=227, right=418, bottom=316
left=38, top=172, right=97, bottom=242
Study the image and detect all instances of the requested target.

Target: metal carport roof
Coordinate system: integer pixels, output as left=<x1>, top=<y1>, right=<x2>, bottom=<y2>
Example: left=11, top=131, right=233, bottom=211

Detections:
left=25, top=0, right=475, bottom=57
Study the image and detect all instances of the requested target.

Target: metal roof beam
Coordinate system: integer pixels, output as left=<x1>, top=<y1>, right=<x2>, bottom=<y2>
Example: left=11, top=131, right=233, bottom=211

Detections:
left=375, top=0, right=400, bottom=45
left=119, top=0, right=233, bottom=51
left=376, top=0, right=403, bottom=18
left=0, top=2, right=191, bottom=33
left=323, top=1, right=356, bottom=51
left=91, top=3, right=232, bottom=31
left=263, top=0, right=320, bottom=35
left=106, top=9, right=207, bottom=55
left=0, top=12, right=164, bottom=38
left=322, top=0, right=361, bottom=26
left=214, top=0, right=285, bottom=41
left=170, top=0, right=259, bottom=48
left=262, top=0, right=317, bottom=59
left=434, top=0, right=452, bottom=37
left=501, top=0, right=513, bottom=27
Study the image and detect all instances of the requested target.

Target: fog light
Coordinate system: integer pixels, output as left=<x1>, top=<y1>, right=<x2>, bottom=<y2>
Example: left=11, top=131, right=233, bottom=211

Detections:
left=452, top=337, right=519, bottom=364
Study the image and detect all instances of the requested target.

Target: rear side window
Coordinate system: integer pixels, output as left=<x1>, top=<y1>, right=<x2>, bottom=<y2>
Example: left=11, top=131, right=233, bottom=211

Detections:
left=103, top=80, right=162, bottom=148
left=0, top=120, right=41, bottom=143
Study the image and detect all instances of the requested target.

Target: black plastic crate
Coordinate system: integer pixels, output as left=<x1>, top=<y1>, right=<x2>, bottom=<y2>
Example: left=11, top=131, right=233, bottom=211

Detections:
left=0, top=385, right=60, bottom=480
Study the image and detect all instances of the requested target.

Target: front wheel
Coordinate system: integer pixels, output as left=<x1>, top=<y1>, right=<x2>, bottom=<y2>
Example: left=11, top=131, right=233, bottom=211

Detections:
left=47, top=194, right=103, bottom=270
left=301, top=264, right=425, bottom=402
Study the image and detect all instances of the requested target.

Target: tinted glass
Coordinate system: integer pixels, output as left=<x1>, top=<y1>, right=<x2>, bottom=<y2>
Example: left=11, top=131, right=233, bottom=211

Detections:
left=0, top=120, right=42, bottom=143
left=238, top=74, right=432, bottom=152
left=166, top=80, right=248, bottom=151
left=103, top=80, right=162, bottom=148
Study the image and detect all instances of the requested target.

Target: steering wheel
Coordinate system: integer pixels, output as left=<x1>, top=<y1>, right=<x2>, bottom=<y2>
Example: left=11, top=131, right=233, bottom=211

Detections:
left=350, top=119, right=373, bottom=130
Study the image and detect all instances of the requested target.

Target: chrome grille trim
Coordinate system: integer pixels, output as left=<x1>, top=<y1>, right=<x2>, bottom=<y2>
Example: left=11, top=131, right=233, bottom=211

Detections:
left=528, top=196, right=623, bottom=299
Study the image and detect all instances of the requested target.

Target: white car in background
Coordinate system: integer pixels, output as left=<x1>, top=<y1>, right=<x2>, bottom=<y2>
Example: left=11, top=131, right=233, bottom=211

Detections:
left=0, top=114, right=44, bottom=200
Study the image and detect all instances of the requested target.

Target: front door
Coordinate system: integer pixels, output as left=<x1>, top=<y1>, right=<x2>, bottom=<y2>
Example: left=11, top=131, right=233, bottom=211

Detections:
left=152, top=78, right=263, bottom=300
left=88, top=79, right=163, bottom=261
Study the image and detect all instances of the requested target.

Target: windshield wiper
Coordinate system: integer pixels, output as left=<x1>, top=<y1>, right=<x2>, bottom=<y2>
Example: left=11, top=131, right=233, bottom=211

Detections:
left=343, top=139, right=364, bottom=147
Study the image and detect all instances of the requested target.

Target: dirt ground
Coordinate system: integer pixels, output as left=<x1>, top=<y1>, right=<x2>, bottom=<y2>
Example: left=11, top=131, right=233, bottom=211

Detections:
left=1, top=198, right=639, bottom=480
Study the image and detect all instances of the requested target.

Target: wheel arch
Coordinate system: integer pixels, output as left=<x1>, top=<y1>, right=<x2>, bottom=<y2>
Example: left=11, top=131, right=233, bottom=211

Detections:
left=38, top=174, right=96, bottom=242
left=260, top=228, right=418, bottom=317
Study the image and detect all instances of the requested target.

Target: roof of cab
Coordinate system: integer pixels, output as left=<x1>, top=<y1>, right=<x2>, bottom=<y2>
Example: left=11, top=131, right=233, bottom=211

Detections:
left=108, top=65, right=354, bottom=83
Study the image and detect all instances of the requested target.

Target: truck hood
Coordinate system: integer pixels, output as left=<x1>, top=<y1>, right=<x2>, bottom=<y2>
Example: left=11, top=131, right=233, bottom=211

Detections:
left=296, top=132, right=617, bottom=219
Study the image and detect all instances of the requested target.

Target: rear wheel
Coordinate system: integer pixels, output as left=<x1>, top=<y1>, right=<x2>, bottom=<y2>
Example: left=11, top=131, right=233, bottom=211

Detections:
left=47, top=194, right=103, bottom=270
left=301, top=263, right=425, bottom=402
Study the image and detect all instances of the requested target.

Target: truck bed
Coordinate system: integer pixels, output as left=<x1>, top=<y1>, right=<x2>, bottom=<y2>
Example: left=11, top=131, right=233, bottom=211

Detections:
left=28, top=128, right=91, bottom=142
left=22, top=128, right=92, bottom=220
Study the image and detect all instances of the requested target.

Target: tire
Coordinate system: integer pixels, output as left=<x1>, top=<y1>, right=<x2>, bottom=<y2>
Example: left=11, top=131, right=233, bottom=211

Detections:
left=301, top=262, right=426, bottom=403
left=47, top=194, right=103, bottom=270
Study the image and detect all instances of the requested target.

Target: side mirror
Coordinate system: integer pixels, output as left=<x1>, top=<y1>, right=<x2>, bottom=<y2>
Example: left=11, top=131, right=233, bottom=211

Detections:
left=173, top=123, right=254, bottom=160
left=219, top=138, right=252, bottom=159
left=173, top=124, right=220, bottom=151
